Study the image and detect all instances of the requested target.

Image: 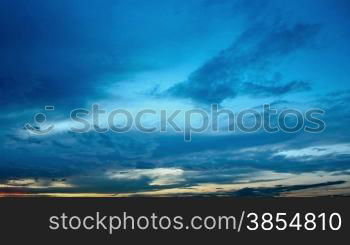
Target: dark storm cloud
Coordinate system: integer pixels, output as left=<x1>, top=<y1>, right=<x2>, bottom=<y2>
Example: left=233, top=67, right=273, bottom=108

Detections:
left=0, top=0, right=249, bottom=110
left=0, top=0, right=129, bottom=108
left=167, top=22, right=320, bottom=104
left=0, top=1, right=188, bottom=109
left=0, top=130, right=158, bottom=180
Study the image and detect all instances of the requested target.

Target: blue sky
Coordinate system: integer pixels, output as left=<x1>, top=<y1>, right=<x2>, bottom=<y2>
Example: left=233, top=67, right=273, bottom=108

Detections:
left=1, top=0, right=350, bottom=196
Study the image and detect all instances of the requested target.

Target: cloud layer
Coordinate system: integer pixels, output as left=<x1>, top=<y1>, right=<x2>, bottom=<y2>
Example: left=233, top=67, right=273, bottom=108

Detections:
left=0, top=0, right=350, bottom=196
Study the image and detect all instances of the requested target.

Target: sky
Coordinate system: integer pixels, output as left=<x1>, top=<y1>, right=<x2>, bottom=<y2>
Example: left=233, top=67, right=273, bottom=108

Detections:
left=1, top=0, right=350, bottom=197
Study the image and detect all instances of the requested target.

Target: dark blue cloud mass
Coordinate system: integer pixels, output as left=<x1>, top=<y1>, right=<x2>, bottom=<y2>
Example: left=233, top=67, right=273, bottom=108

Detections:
left=0, top=0, right=350, bottom=196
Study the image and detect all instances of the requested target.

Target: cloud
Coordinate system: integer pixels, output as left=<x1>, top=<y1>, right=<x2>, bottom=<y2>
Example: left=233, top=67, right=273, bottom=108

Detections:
left=228, top=181, right=346, bottom=197
left=0, top=0, right=249, bottom=110
left=166, top=22, right=319, bottom=104
left=107, top=168, right=186, bottom=186
left=0, top=130, right=160, bottom=181
left=0, top=178, right=73, bottom=189
left=103, top=170, right=350, bottom=197
left=241, top=80, right=311, bottom=97
left=274, top=143, right=350, bottom=161
left=0, top=1, right=349, bottom=196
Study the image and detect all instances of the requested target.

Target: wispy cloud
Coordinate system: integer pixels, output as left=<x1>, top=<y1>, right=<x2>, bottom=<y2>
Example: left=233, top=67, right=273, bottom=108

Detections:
left=274, top=143, right=350, bottom=161
left=107, top=168, right=186, bottom=186
left=166, top=22, right=319, bottom=104
left=0, top=178, right=73, bottom=189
